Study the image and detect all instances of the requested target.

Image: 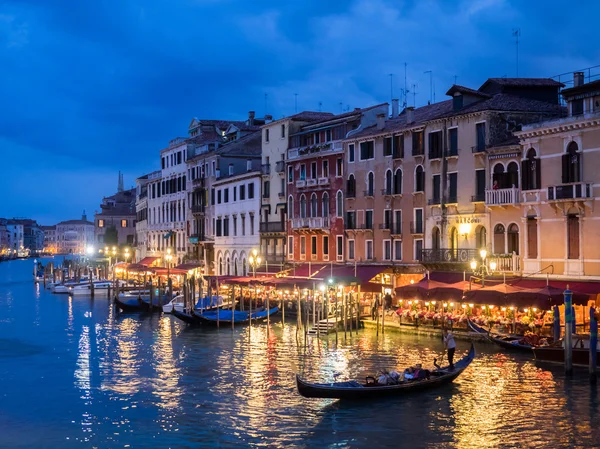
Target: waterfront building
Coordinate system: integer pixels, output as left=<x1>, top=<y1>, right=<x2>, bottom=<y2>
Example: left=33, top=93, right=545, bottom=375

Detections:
left=6, top=221, right=24, bottom=255
left=286, top=105, right=388, bottom=266
left=186, top=112, right=269, bottom=273
left=134, top=172, right=152, bottom=261
left=41, top=225, right=57, bottom=254
left=94, top=174, right=136, bottom=247
left=55, top=212, right=95, bottom=254
left=6, top=219, right=44, bottom=253
left=0, top=219, right=9, bottom=255
left=508, top=72, right=600, bottom=279
left=259, top=112, right=335, bottom=271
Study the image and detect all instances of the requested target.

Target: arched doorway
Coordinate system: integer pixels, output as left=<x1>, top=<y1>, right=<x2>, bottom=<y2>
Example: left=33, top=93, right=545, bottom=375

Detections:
left=385, top=170, right=392, bottom=195
left=507, top=162, right=519, bottom=188
left=449, top=227, right=458, bottom=253
left=494, top=224, right=505, bottom=254
left=432, top=226, right=440, bottom=251
left=492, top=163, right=505, bottom=189
left=475, top=225, right=487, bottom=249
left=507, top=223, right=519, bottom=255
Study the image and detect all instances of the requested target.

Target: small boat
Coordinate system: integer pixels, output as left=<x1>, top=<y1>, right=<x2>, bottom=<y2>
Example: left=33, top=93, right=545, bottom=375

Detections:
left=52, top=279, right=89, bottom=294
left=114, top=293, right=168, bottom=313
left=162, top=295, right=223, bottom=314
left=171, top=308, right=202, bottom=325
left=467, top=319, right=534, bottom=353
left=533, top=337, right=600, bottom=368
left=296, top=344, right=475, bottom=400
left=70, top=281, right=112, bottom=296
left=194, top=307, right=279, bottom=325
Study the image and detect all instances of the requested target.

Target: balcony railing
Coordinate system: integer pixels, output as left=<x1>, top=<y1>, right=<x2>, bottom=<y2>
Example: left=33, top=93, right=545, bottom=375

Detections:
left=259, top=222, right=285, bottom=233
left=472, top=144, right=486, bottom=153
left=410, top=221, right=423, bottom=234
left=306, top=178, right=317, bottom=187
left=486, top=187, right=520, bottom=206
left=381, top=189, right=392, bottom=196
left=428, top=197, right=441, bottom=206
left=363, top=190, right=374, bottom=198
left=191, top=205, right=205, bottom=215
left=278, top=191, right=285, bottom=198
left=296, top=180, right=306, bottom=188
left=346, top=189, right=356, bottom=198
left=547, top=183, right=592, bottom=201
left=318, top=177, right=329, bottom=186
left=291, top=217, right=329, bottom=229
left=275, top=160, right=285, bottom=173
left=420, top=248, right=478, bottom=263
left=261, top=164, right=271, bottom=175
left=192, top=177, right=205, bottom=187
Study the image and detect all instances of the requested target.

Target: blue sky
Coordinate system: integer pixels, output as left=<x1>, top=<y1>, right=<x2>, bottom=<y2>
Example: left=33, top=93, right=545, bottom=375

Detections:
left=0, top=0, right=598, bottom=224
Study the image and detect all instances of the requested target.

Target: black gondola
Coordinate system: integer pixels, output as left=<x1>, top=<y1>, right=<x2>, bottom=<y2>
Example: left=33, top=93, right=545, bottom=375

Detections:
left=296, top=344, right=475, bottom=400
left=171, top=308, right=202, bottom=325
left=115, top=295, right=164, bottom=313
left=467, top=319, right=534, bottom=353
left=192, top=307, right=279, bottom=326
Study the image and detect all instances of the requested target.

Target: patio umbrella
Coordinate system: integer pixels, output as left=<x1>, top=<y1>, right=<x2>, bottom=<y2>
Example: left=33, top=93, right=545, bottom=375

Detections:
left=429, top=280, right=482, bottom=302
left=395, top=278, right=449, bottom=300
left=525, top=285, right=590, bottom=307
left=463, top=283, right=538, bottom=307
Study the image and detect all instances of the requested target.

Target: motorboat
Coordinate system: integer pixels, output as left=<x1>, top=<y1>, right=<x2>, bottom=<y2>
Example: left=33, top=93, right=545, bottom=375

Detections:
left=70, top=281, right=113, bottom=296
left=162, top=295, right=223, bottom=314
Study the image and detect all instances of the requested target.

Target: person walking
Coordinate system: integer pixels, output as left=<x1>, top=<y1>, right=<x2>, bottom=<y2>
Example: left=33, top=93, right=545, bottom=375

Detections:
left=371, top=295, right=380, bottom=320
left=443, top=328, right=456, bottom=370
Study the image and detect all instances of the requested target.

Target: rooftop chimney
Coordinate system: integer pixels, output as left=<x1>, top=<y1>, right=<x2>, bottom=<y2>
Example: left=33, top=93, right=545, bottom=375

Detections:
left=406, top=106, right=415, bottom=124
left=391, top=99, right=399, bottom=118
left=264, top=114, right=273, bottom=122
left=248, top=111, right=255, bottom=126
left=574, top=72, right=584, bottom=87
left=228, top=163, right=234, bottom=176
left=247, top=159, right=252, bottom=172
left=82, top=210, right=87, bottom=221
left=376, top=113, right=385, bottom=130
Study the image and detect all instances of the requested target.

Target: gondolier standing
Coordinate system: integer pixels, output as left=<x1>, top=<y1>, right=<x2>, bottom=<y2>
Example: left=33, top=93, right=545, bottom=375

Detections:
left=443, top=328, right=456, bottom=370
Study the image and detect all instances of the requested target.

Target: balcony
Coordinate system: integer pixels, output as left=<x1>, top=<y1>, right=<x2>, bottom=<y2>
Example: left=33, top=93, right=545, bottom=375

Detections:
left=318, top=177, right=329, bottom=186
left=471, top=193, right=485, bottom=203
left=428, top=197, right=441, bottom=206
left=485, top=187, right=520, bottom=207
left=306, top=178, right=317, bottom=187
left=291, top=217, right=329, bottom=230
left=278, top=191, right=285, bottom=198
left=410, top=221, right=423, bottom=234
left=363, top=190, right=374, bottom=198
left=275, top=160, right=285, bottom=173
left=259, top=222, right=286, bottom=233
left=471, top=144, right=486, bottom=154
left=381, top=189, right=392, bottom=197
left=420, top=248, right=478, bottom=264
left=296, top=180, right=306, bottom=188
left=346, top=223, right=373, bottom=232
left=346, top=189, right=356, bottom=199
left=547, top=183, right=592, bottom=201
left=261, top=164, right=271, bottom=176
left=191, top=204, right=205, bottom=215
left=192, top=177, right=205, bottom=187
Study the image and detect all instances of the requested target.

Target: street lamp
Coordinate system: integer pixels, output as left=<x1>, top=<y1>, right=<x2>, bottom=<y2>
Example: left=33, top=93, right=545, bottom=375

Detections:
left=248, top=249, right=262, bottom=278
left=470, top=248, right=497, bottom=287
left=165, top=248, right=173, bottom=278
left=124, top=247, right=131, bottom=281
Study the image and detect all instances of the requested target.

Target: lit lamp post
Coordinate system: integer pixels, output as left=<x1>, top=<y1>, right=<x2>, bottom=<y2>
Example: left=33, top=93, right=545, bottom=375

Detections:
left=248, top=249, right=262, bottom=278
left=124, top=247, right=131, bottom=282
left=470, top=249, right=497, bottom=287
left=165, top=248, right=173, bottom=299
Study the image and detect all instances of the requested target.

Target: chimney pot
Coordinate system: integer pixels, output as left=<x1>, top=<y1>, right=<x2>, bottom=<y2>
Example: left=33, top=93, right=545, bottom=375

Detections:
left=391, top=99, right=399, bottom=118
left=248, top=111, right=255, bottom=126
left=574, top=72, right=584, bottom=87
left=406, top=106, right=415, bottom=124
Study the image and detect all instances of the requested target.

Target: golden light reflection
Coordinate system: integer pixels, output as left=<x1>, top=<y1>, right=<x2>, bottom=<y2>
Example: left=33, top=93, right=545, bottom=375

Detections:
left=150, top=317, right=183, bottom=412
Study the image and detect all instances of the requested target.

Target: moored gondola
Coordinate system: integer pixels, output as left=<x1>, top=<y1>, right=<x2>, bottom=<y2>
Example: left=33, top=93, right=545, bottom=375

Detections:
left=467, top=319, right=534, bottom=353
left=296, top=344, right=475, bottom=400
left=194, top=307, right=279, bottom=325
left=171, top=308, right=203, bottom=325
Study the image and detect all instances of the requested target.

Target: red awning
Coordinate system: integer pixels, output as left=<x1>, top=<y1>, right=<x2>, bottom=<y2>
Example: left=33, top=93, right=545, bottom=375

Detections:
left=138, top=256, right=160, bottom=266
left=175, top=262, right=204, bottom=270
left=151, top=267, right=188, bottom=275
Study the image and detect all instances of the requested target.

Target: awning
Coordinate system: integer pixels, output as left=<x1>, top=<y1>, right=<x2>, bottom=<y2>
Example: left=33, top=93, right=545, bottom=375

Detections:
left=276, top=202, right=287, bottom=211
left=175, top=262, right=204, bottom=270
left=138, top=256, right=160, bottom=266
left=279, top=264, right=388, bottom=288
left=260, top=204, right=271, bottom=212
left=150, top=267, right=188, bottom=275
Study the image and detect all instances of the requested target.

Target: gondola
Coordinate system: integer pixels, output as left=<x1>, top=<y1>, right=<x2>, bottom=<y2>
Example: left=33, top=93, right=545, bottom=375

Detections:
left=467, top=319, right=533, bottom=353
left=114, top=295, right=165, bottom=313
left=194, top=307, right=279, bottom=325
left=171, top=308, right=202, bottom=325
left=296, top=344, right=475, bottom=400
left=533, top=337, right=600, bottom=368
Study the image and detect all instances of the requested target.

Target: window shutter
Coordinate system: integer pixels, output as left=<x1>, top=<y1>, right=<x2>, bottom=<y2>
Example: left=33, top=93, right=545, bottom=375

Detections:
left=575, top=153, right=581, bottom=182
left=561, top=154, right=570, bottom=184
left=521, top=160, right=530, bottom=190
left=535, top=158, right=541, bottom=189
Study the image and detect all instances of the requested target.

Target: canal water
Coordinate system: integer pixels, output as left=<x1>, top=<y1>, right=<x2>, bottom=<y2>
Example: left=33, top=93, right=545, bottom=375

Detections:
left=0, top=258, right=599, bottom=448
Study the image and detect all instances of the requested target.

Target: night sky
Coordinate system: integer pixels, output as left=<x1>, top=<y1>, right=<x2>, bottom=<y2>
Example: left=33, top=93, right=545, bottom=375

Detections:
left=1, top=0, right=597, bottom=225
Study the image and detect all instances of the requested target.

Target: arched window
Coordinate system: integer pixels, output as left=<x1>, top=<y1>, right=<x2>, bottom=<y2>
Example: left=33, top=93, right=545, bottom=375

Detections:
left=522, top=148, right=541, bottom=190
left=385, top=170, right=392, bottom=195
left=415, top=166, right=424, bottom=192
left=336, top=191, right=343, bottom=217
left=507, top=162, right=519, bottom=188
left=300, top=194, right=307, bottom=218
left=322, top=192, right=329, bottom=217
left=226, top=257, right=231, bottom=275
left=492, top=163, right=505, bottom=189
left=475, top=225, right=487, bottom=249
left=234, top=258, right=239, bottom=276
left=432, top=226, right=440, bottom=251
left=242, top=257, right=247, bottom=276
left=288, top=196, right=294, bottom=220
left=394, top=168, right=403, bottom=195
left=219, top=257, right=223, bottom=276
left=494, top=224, right=506, bottom=254
left=449, top=227, right=458, bottom=253
left=507, top=223, right=519, bottom=255
left=563, top=142, right=581, bottom=183
left=310, top=193, right=318, bottom=217
left=347, top=174, right=356, bottom=197
left=367, top=172, right=374, bottom=196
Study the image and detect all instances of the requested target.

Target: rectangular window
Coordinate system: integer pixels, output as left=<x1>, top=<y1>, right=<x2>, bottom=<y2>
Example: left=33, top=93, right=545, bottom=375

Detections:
left=428, top=131, right=442, bottom=159
left=217, top=190, right=222, bottom=204
left=348, top=240, right=355, bottom=260
left=265, top=129, right=270, bottom=142
left=414, top=208, right=423, bottom=233
left=311, top=236, right=317, bottom=256
left=337, top=235, right=343, bottom=259
left=336, top=158, right=343, bottom=177
left=346, top=211, right=356, bottom=229
left=281, top=124, right=285, bottom=138
left=449, top=128, right=458, bottom=156
left=234, top=186, right=237, bottom=201
left=432, top=175, right=441, bottom=204
left=98, top=219, right=104, bottom=228
left=216, top=218, right=222, bottom=237
left=263, top=180, right=270, bottom=198
left=365, top=210, right=373, bottom=229
left=448, top=173, right=458, bottom=203
left=121, top=219, right=127, bottom=228
left=177, top=151, right=182, bottom=164
left=300, top=164, right=306, bottom=181
left=412, top=131, right=424, bottom=156
left=233, top=216, right=237, bottom=236
left=322, top=160, right=329, bottom=177
left=241, top=215, right=246, bottom=235
left=476, top=122, right=486, bottom=152
left=384, top=209, right=392, bottom=229
left=567, top=215, right=579, bottom=259
left=212, top=161, right=216, bottom=176
left=360, top=141, right=374, bottom=160
left=393, top=134, right=404, bottom=158
left=240, top=185, right=246, bottom=200
left=394, top=210, right=402, bottom=234
left=383, top=240, right=391, bottom=260
left=414, top=239, right=423, bottom=261
left=248, top=182, right=255, bottom=199
left=527, top=217, right=537, bottom=259
left=315, top=132, right=320, bottom=144
left=475, top=169, right=485, bottom=201
left=383, top=137, right=393, bottom=157
left=288, top=166, right=294, bottom=183
left=366, top=240, right=373, bottom=260
left=223, top=217, right=229, bottom=237
left=300, top=236, right=306, bottom=255
left=326, top=129, right=332, bottom=141
left=323, top=236, right=329, bottom=255
left=250, top=214, right=255, bottom=234
left=161, top=157, right=165, bottom=169
left=311, top=162, right=317, bottom=179
left=224, top=188, right=229, bottom=203
left=394, top=240, right=402, bottom=260
left=348, top=143, right=355, bottom=163
left=572, top=99, right=584, bottom=116
left=288, top=236, right=294, bottom=256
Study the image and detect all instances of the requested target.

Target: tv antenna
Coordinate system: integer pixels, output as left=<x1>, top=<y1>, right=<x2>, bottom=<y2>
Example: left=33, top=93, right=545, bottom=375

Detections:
left=411, top=83, right=418, bottom=107
left=318, top=101, right=322, bottom=112
left=389, top=73, right=394, bottom=102
left=264, top=93, right=268, bottom=116
left=294, top=93, right=298, bottom=113
left=512, top=28, right=521, bottom=77
left=403, top=62, right=408, bottom=108
left=424, top=70, right=433, bottom=104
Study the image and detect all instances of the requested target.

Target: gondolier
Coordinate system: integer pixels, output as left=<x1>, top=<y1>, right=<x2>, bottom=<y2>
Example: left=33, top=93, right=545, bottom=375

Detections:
left=443, top=328, right=456, bottom=370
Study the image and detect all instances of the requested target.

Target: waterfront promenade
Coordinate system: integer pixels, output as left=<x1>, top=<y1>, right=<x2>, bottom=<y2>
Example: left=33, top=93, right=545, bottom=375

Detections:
left=1, top=258, right=599, bottom=448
